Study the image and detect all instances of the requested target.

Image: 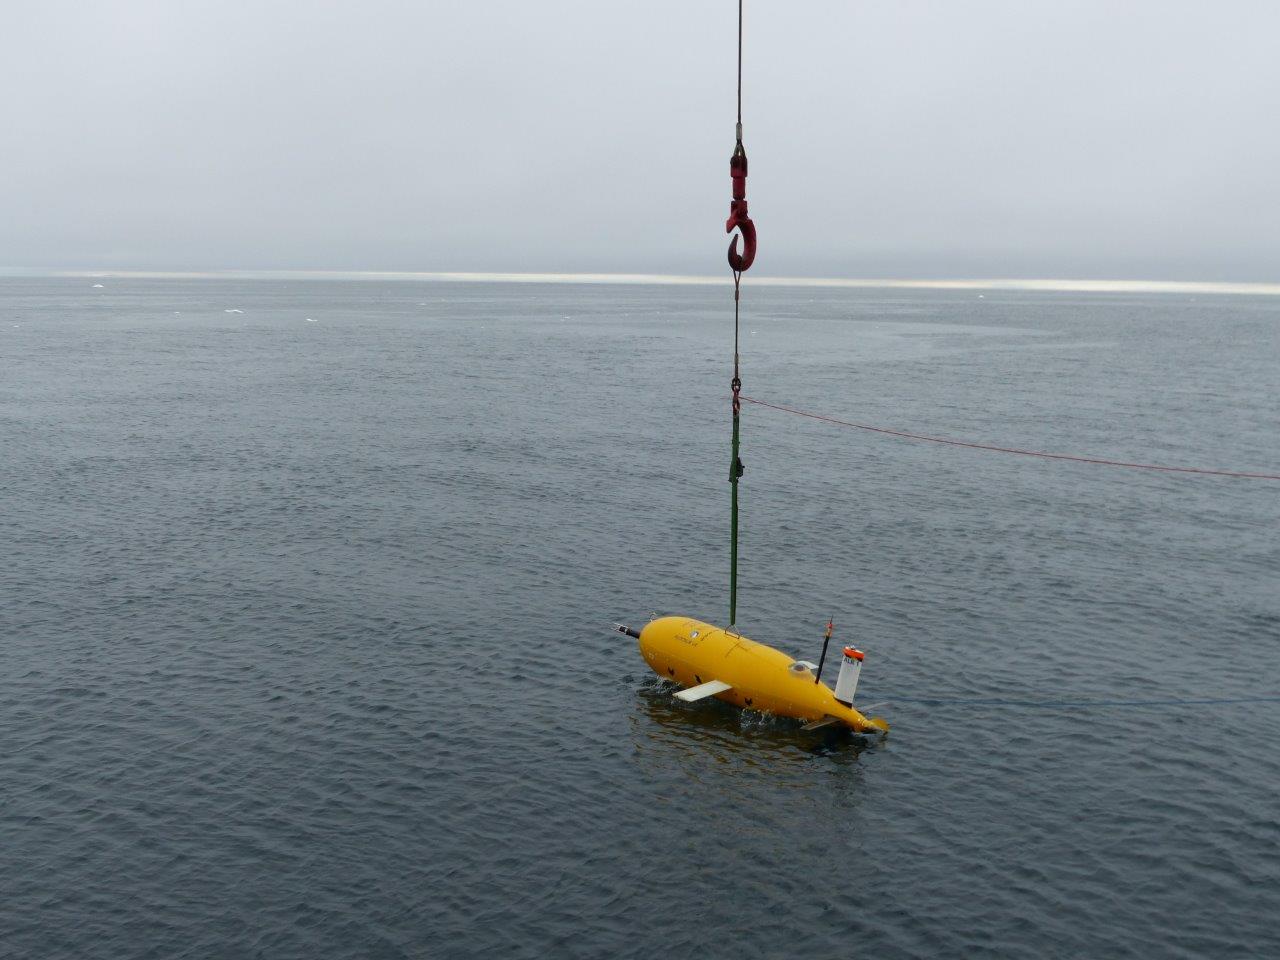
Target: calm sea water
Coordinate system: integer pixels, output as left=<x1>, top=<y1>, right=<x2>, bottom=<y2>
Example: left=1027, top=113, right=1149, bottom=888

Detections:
left=2, top=277, right=1278, bottom=959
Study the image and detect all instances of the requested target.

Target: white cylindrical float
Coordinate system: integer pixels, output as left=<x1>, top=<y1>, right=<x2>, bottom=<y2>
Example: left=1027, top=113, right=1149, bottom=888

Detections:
left=832, top=645, right=864, bottom=706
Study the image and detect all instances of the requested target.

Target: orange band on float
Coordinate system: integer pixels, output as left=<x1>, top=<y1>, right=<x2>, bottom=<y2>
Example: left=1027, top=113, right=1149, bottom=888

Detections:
left=843, top=646, right=864, bottom=661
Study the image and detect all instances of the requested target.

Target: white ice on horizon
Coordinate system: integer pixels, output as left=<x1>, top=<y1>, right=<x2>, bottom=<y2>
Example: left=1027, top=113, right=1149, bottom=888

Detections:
left=46, top=271, right=1280, bottom=296
left=92, top=283, right=104, bottom=288
left=225, top=308, right=243, bottom=313
left=305, top=317, right=316, bottom=322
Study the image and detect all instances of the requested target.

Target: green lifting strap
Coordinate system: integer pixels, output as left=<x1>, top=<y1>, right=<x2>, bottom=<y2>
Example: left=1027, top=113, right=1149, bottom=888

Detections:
left=730, top=404, right=741, bottom=626
left=729, top=273, right=744, bottom=627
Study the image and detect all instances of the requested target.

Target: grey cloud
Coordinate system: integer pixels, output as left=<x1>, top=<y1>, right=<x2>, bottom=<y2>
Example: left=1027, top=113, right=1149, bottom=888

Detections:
left=2, top=0, right=1277, bottom=279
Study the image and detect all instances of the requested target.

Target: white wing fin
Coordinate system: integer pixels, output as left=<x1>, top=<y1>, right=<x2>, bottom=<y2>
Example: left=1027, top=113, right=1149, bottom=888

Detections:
left=674, top=679, right=733, bottom=702
left=801, top=715, right=843, bottom=732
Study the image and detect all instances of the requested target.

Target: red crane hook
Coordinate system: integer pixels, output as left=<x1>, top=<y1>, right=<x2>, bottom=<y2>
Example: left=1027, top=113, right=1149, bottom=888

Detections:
left=726, top=145, right=756, bottom=272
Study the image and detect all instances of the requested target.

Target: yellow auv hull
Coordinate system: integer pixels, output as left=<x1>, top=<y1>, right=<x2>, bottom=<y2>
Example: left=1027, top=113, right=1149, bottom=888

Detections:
left=637, top=616, right=888, bottom=735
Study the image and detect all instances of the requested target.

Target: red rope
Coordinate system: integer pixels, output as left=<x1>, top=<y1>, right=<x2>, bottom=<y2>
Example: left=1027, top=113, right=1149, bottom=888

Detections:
left=739, top=396, right=1280, bottom=480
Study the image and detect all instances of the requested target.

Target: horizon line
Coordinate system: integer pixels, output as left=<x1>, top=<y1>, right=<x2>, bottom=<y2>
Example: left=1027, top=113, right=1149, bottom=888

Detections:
left=4, top=268, right=1280, bottom=296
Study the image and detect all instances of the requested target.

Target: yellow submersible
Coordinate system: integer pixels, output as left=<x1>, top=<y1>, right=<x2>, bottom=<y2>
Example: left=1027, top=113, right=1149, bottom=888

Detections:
left=618, top=618, right=889, bottom=736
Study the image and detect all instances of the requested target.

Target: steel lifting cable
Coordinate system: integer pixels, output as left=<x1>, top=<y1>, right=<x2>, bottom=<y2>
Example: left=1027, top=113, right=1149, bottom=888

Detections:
left=737, top=0, right=743, bottom=127
left=726, top=0, right=757, bottom=627
left=740, top=395, right=1280, bottom=480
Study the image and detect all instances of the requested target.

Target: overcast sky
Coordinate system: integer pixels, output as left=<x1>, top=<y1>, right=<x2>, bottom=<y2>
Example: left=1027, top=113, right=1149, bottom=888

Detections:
left=3, top=0, right=1278, bottom=279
